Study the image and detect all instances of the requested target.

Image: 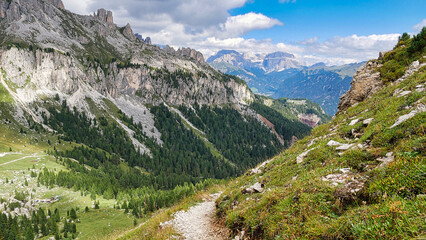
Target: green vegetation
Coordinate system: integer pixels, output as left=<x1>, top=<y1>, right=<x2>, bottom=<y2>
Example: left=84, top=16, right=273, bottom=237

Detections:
left=256, top=95, right=331, bottom=124
left=250, top=101, right=312, bottom=145
left=178, top=104, right=290, bottom=170
left=216, top=31, right=426, bottom=239
left=380, top=27, right=426, bottom=82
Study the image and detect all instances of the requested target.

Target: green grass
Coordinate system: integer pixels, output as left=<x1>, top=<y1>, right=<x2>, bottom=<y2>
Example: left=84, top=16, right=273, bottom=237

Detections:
left=0, top=79, right=13, bottom=103
left=216, top=60, right=425, bottom=239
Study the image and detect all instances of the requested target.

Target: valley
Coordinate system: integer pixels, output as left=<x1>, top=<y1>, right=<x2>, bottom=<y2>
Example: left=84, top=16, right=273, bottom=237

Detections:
left=0, top=0, right=425, bottom=239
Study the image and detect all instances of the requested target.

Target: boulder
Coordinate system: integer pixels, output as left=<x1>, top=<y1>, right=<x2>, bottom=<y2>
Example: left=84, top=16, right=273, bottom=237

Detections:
left=363, top=118, right=373, bottom=125
left=327, top=140, right=341, bottom=146
left=349, top=119, right=359, bottom=126
left=242, top=182, right=264, bottom=194
left=391, top=103, right=426, bottom=128
left=296, top=148, right=314, bottom=164
left=336, top=143, right=354, bottom=151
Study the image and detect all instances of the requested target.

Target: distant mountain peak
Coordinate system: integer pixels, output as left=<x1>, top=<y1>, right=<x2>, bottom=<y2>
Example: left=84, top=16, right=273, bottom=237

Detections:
left=310, top=62, right=326, bottom=68
left=264, top=51, right=296, bottom=59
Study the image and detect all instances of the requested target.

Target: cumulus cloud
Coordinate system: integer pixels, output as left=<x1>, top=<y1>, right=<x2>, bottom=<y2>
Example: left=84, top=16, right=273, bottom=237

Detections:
left=413, top=19, right=426, bottom=32
left=220, top=13, right=283, bottom=37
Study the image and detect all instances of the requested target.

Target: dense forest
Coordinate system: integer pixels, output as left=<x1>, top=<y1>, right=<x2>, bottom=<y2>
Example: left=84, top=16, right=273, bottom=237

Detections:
left=12, top=99, right=312, bottom=239
left=32, top=101, right=304, bottom=223
left=0, top=202, right=78, bottom=240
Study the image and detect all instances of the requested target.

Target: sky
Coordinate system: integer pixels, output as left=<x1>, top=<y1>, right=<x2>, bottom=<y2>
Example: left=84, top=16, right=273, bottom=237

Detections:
left=62, top=0, right=426, bottom=66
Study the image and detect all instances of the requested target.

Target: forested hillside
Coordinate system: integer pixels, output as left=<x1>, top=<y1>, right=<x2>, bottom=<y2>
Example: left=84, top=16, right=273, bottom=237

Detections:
left=0, top=0, right=319, bottom=239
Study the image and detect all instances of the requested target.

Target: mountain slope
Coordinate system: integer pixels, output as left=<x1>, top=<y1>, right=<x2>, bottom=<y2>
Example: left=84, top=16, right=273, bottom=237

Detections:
left=216, top=29, right=426, bottom=239
left=0, top=0, right=319, bottom=239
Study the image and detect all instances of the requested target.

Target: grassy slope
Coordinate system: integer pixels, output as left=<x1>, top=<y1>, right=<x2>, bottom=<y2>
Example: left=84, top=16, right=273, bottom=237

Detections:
left=0, top=85, right=135, bottom=240
left=216, top=53, right=426, bottom=238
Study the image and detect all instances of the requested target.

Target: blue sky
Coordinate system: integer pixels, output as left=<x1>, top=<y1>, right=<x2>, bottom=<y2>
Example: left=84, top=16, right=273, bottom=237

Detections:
left=63, top=0, right=426, bottom=65
left=233, top=0, right=426, bottom=43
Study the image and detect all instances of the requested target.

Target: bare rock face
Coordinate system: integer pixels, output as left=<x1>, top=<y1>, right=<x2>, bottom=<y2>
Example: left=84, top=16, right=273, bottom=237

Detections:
left=0, top=0, right=64, bottom=21
left=163, top=46, right=206, bottom=65
left=298, top=113, right=321, bottom=127
left=0, top=1, right=9, bottom=18
left=337, top=60, right=383, bottom=114
left=144, top=36, right=151, bottom=45
left=123, top=23, right=136, bottom=41
left=46, top=0, right=65, bottom=9
left=96, top=8, right=113, bottom=24
left=177, top=47, right=206, bottom=64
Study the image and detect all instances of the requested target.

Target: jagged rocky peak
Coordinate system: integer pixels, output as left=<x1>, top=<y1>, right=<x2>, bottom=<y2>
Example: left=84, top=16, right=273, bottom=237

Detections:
left=264, top=51, right=296, bottom=59
left=263, top=51, right=301, bottom=72
left=177, top=47, right=205, bottom=64
left=96, top=8, right=114, bottom=24
left=164, top=46, right=205, bottom=64
left=123, top=23, right=136, bottom=41
left=135, top=33, right=152, bottom=44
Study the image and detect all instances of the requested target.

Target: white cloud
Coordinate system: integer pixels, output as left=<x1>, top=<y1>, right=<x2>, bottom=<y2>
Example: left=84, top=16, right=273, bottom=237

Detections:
left=62, top=0, right=93, bottom=15
left=220, top=13, right=283, bottom=37
left=279, top=0, right=296, bottom=3
left=413, top=19, right=426, bottom=32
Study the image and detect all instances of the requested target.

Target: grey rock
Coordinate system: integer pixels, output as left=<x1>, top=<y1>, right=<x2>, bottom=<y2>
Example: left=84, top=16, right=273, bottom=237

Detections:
left=96, top=8, right=113, bottom=24
left=177, top=47, right=206, bottom=64
left=363, top=118, right=373, bottom=125
left=144, top=37, right=151, bottom=45
left=327, top=140, right=341, bottom=146
left=336, top=144, right=354, bottom=151
left=398, top=90, right=411, bottom=97
left=122, top=23, right=136, bottom=41
left=296, top=148, right=314, bottom=164
left=349, top=119, right=359, bottom=126
left=337, top=60, right=383, bottom=114
left=377, top=152, right=394, bottom=168
left=243, top=182, right=264, bottom=194
left=391, top=103, right=426, bottom=128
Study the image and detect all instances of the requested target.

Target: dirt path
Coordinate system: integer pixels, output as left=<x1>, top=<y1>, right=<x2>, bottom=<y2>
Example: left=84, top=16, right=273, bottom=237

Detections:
left=0, top=153, right=45, bottom=166
left=168, top=192, right=229, bottom=240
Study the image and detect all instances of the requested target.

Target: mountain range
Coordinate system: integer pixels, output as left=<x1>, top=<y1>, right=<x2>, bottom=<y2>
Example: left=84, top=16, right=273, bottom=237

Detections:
left=207, top=50, right=365, bottom=115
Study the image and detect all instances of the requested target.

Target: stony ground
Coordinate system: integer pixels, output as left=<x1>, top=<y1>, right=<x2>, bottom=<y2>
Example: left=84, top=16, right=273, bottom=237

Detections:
left=166, top=193, right=229, bottom=240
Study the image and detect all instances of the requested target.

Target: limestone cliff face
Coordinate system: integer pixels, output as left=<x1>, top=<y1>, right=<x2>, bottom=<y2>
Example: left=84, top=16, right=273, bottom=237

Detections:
left=337, top=60, right=383, bottom=114
left=0, top=0, right=253, bottom=112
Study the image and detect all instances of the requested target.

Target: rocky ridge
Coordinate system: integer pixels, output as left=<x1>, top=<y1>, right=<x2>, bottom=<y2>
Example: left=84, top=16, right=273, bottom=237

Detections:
left=0, top=0, right=255, bottom=136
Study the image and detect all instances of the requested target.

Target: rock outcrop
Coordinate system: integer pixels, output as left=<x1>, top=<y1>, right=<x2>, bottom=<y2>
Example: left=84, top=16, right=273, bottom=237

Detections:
left=298, top=113, right=321, bottom=128
left=337, top=60, right=383, bottom=113
left=123, top=23, right=136, bottom=41
left=163, top=46, right=206, bottom=65
left=0, top=0, right=254, bottom=122
left=96, top=8, right=114, bottom=25
left=176, top=47, right=206, bottom=64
